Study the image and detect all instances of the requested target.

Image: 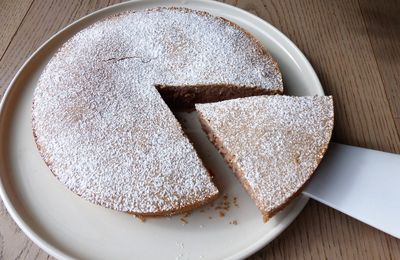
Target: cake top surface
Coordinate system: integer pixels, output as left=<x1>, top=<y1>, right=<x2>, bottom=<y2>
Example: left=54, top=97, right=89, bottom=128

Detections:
left=32, top=7, right=282, bottom=214
left=196, top=95, right=334, bottom=215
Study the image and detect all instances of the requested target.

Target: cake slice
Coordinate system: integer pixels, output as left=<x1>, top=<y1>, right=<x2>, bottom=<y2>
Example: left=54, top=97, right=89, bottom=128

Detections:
left=196, top=95, right=334, bottom=220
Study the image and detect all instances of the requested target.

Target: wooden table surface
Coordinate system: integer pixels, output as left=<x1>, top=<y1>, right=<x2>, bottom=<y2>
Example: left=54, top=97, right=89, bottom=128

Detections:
left=1, top=0, right=399, bottom=259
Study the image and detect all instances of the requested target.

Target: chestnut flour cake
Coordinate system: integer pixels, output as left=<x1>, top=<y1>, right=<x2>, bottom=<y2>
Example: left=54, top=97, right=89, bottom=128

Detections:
left=196, top=96, right=334, bottom=220
left=32, top=7, right=283, bottom=216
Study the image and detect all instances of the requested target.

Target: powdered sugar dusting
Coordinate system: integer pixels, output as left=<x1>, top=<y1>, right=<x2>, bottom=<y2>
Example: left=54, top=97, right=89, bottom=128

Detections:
left=196, top=96, right=334, bottom=215
left=32, top=8, right=282, bottom=214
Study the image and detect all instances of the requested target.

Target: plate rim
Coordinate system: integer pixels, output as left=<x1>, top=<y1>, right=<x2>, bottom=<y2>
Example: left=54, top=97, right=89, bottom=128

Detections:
left=0, top=0, right=323, bottom=259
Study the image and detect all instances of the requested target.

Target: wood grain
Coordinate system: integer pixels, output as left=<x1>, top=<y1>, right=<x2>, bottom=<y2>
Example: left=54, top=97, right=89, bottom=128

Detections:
left=358, top=0, right=400, bottom=139
left=0, top=0, right=34, bottom=59
left=0, top=0, right=399, bottom=259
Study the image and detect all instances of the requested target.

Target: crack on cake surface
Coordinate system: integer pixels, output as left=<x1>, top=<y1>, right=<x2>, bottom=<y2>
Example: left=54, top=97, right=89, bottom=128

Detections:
left=102, top=56, right=157, bottom=63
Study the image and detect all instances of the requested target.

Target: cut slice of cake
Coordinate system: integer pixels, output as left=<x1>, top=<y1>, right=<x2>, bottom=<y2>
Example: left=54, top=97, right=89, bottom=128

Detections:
left=196, top=95, right=334, bottom=221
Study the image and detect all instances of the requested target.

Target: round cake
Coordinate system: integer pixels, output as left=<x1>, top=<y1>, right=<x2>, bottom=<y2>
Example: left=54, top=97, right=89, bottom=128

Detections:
left=32, top=7, right=283, bottom=216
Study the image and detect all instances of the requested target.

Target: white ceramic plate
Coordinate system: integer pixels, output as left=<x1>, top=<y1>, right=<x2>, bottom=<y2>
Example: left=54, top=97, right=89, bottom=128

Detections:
left=0, top=0, right=324, bottom=259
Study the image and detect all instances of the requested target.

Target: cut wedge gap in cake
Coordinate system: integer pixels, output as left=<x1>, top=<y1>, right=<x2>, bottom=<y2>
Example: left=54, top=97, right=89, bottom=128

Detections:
left=195, top=95, right=334, bottom=221
left=154, top=84, right=282, bottom=187
left=153, top=84, right=278, bottom=194
left=156, top=84, right=282, bottom=110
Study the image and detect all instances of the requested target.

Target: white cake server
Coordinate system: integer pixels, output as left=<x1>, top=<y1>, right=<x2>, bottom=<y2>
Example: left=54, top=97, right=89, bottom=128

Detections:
left=303, top=143, right=400, bottom=238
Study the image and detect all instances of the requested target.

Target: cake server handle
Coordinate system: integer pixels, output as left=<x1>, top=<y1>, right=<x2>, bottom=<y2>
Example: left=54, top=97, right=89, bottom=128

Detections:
left=303, top=143, right=400, bottom=238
